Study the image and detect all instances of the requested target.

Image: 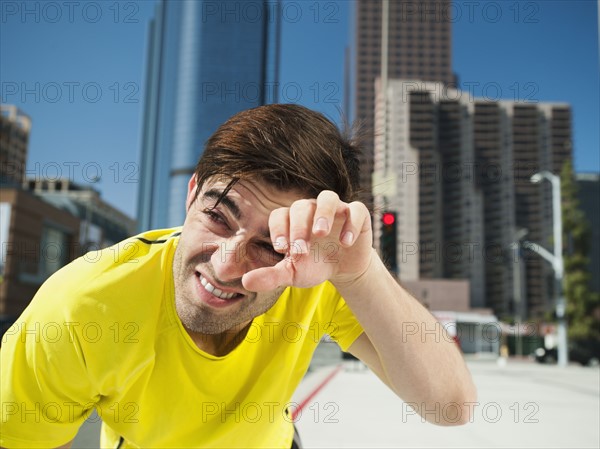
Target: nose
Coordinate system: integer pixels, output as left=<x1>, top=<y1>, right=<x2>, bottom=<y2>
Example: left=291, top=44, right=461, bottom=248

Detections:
left=210, top=236, right=252, bottom=283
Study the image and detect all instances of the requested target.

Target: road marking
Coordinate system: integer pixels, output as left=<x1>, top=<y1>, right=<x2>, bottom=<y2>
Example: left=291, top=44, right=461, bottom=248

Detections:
left=292, top=364, right=343, bottom=420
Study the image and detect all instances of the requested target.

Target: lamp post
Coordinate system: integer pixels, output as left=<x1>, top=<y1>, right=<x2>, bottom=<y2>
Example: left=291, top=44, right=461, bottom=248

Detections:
left=529, top=171, right=568, bottom=367
left=511, top=228, right=528, bottom=357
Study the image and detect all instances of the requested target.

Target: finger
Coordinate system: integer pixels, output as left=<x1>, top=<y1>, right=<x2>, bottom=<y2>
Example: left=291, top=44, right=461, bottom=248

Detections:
left=241, top=261, right=292, bottom=292
left=269, top=207, right=290, bottom=254
left=288, top=199, right=316, bottom=255
left=337, top=201, right=371, bottom=247
left=312, top=191, right=340, bottom=237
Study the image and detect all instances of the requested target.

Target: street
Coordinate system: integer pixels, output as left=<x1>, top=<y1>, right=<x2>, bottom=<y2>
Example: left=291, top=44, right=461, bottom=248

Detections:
left=294, top=354, right=600, bottom=448
left=72, top=351, right=599, bottom=448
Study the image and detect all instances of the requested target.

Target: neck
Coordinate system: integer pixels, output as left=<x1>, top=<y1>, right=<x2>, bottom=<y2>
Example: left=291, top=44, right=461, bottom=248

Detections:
left=186, top=320, right=252, bottom=357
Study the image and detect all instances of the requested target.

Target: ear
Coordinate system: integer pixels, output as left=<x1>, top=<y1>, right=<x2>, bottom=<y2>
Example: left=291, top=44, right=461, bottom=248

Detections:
left=185, top=175, right=198, bottom=211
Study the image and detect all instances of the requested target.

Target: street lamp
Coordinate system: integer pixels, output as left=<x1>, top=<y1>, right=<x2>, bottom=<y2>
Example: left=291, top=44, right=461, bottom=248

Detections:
left=511, top=228, right=528, bottom=357
left=528, top=171, right=568, bottom=367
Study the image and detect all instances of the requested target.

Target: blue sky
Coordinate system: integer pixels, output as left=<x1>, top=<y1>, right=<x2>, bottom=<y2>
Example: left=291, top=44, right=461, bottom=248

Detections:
left=1, top=0, right=598, bottom=218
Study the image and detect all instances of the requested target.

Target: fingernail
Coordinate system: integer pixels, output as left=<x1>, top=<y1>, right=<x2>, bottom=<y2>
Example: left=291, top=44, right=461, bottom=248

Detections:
left=292, top=239, right=309, bottom=255
left=314, top=217, right=329, bottom=233
left=342, top=231, right=354, bottom=245
left=275, top=236, right=287, bottom=249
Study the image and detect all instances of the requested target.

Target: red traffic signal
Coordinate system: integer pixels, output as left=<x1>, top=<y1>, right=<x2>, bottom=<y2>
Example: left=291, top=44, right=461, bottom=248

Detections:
left=380, top=211, right=397, bottom=273
left=382, top=212, right=395, bottom=226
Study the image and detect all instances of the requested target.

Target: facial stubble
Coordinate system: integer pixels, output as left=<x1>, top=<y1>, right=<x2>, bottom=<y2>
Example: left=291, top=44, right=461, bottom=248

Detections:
left=172, top=243, right=284, bottom=335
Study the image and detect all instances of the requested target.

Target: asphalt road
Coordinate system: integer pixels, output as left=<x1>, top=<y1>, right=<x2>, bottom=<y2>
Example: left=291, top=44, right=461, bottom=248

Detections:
left=295, top=356, right=600, bottom=448
left=71, top=350, right=599, bottom=448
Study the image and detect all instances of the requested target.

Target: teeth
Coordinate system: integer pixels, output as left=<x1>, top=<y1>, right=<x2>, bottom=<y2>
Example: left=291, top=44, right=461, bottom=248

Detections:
left=199, top=275, right=237, bottom=300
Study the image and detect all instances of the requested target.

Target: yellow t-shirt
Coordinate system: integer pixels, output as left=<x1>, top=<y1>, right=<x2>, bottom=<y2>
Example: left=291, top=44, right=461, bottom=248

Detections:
left=0, top=228, right=364, bottom=448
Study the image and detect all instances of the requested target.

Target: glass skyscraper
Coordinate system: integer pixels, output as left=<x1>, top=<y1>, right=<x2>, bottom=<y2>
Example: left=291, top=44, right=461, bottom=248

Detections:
left=137, top=0, right=280, bottom=230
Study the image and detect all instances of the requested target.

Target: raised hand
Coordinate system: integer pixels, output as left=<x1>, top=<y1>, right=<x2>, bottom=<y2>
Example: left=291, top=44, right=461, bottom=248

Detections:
left=241, top=191, right=374, bottom=292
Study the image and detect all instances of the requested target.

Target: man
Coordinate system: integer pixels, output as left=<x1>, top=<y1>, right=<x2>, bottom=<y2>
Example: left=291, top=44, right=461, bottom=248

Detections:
left=1, top=104, right=476, bottom=448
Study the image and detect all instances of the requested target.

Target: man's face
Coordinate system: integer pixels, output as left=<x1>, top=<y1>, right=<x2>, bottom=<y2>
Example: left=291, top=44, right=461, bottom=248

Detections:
left=173, top=176, right=302, bottom=335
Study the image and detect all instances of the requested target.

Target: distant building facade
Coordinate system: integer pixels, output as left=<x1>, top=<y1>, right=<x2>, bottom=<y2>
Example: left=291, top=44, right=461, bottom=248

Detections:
left=25, top=178, right=137, bottom=250
left=374, top=79, right=572, bottom=320
left=0, top=104, right=137, bottom=327
left=354, top=0, right=455, bottom=209
left=1, top=177, right=137, bottom=327
left=403, top=278, right=499, bottom=356
left=138, top=0, right=281, bottom=230
left=374, top=80, right=486, bottom=309
left=511, top=103, right=572, bottom=318
left=1, top=105, right=80, bottom=326
left=0, top=188, right=80, bottom=322
left=576, top=173, right=600, bottom=294
left=1, top=105, right=31, bottom=187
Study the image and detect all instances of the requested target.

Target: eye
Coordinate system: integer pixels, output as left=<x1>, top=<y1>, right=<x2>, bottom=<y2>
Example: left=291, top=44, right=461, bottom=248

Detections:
left=203, top=209, right=229, bottom=228
left=258, top=241, right=276, bottom=253
left=257, top=241, right=285, bottom=262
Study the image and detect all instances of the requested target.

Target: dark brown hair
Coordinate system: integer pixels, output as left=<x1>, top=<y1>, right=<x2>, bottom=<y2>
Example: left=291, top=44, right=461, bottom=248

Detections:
left=194, top=104, right=362, bottom=203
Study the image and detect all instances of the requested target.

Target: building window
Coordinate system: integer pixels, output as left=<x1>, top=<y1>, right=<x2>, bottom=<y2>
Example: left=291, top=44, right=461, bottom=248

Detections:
left=40, top=226, right=69, bottom=279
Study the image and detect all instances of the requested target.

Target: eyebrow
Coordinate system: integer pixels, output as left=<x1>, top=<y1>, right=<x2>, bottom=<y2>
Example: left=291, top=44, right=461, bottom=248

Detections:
left=202, top=189, right=271, bottom=240
left=203, top=189, right=241, bottom=220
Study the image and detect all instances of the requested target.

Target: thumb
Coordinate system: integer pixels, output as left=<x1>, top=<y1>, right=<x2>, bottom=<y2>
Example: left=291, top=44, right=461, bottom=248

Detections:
left=242, top=263, right=292, bottom=292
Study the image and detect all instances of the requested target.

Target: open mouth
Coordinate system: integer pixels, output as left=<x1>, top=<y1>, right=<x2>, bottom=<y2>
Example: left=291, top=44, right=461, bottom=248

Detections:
left=196, top=272, right=243, bottom=301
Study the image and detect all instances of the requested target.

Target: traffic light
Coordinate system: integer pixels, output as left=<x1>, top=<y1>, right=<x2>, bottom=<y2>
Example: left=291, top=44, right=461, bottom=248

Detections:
left=380, top=211, right=397, bottom=272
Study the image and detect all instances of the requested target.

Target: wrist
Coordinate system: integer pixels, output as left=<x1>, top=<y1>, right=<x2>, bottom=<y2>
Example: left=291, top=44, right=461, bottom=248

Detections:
left=331, top=247, right=380, bottom=293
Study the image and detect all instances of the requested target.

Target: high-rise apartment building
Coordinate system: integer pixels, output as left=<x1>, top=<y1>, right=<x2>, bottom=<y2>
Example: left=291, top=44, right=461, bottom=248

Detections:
left=138, top=0, right=280, bottom=230
left=375, top=80, right=572, bottom=319
left=511, top=104, right=572, bottom=318
left=473, top=101, right=516, bottom=317
left=355, top=0, right=455, bottom=208
left=0, top=105, right=31, bottom=187
left=576, top=173, right=600, bottom=294
left=1, top=105, right=139, bottom=325
left=0, top=106, right=81, bottom=326
left=374, top=80, right=487, bottom=308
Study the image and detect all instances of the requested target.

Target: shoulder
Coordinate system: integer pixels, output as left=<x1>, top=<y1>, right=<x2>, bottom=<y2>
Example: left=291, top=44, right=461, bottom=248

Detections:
left=20, top=228, right=181, bottom=336
left=72, top=227, right=181, bottom=276
left=5, top=229, right=182, bottom=375
left=42, top=228, right=180, bottom=291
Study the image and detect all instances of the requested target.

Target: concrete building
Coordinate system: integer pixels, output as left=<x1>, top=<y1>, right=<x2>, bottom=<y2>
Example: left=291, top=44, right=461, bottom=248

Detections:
left=403, top=278, right=499, bottom=355
left=0, top=188, right=80, bottom=325
left=0, top=105, right=31, bottom=187
left=576, top=173, right=600, bottom=294
left=374, top=79, right=572, bottom=319
left=1, top=105, right=79, bottom=329
left=137, top=0, right=281, bottom=230
left=403, top=278, right=471, bottom=312
left=24, top=178, right=136, bottom=251
left=474, top=101, right=517, bottom=319
left=1, top=178, right=136, bottom=329
left=354, top=0, right=455, bottom=209
left=374, top=80, right=486, bottom=309
left=511, top=104, right=572, bottom=318
left=0, top=103, right=138, bottom=328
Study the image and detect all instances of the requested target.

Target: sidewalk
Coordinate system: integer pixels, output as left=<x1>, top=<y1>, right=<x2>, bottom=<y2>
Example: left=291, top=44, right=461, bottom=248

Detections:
left=72, top=354, right=600, bottom=448
left=293, top=358, right=600, bottom=448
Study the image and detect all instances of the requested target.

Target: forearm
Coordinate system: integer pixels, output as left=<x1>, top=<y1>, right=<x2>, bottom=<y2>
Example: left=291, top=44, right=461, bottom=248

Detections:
left=334, top=249, right=477, bottom=425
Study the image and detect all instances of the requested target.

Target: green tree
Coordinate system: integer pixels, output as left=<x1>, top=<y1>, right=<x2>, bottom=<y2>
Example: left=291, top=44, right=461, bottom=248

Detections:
left=561, top=159, right=600, bottom=342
